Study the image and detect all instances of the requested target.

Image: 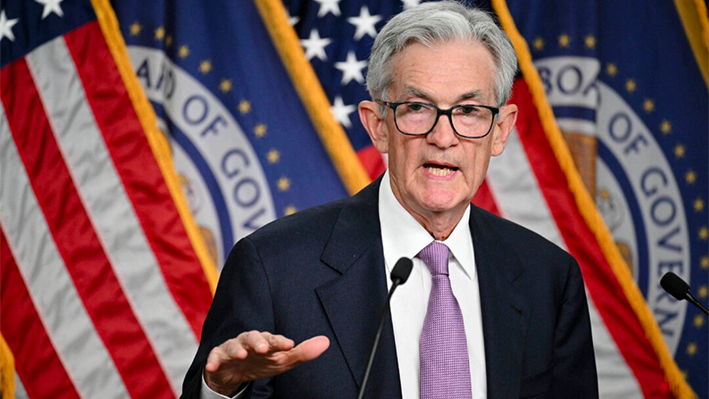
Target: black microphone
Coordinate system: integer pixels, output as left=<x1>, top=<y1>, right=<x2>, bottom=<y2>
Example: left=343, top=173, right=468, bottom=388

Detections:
left=660, top=272, right=709, bottom=316
left=356, top=257, right=413, bottom=399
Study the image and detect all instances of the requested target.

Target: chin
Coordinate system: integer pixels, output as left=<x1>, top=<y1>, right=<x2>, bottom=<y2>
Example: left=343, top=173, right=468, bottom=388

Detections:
left=420, top=192, right=462, bottom=213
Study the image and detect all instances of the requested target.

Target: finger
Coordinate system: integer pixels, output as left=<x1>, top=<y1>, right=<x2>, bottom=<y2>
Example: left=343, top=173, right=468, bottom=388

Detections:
left=266, top=333, right=295, bottom=352
left=239, top=331, right=271, bottom=354
left=205, top=345, right=232, bottom=373
left=289, top=336, right=330, bottom=363
left=242, top=332, right=294, bottom=354
left=218, top=337, right=248, bottom=360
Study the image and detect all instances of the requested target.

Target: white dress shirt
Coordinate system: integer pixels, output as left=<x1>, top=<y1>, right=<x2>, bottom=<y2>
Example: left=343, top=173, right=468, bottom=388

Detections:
left=201, top=172, right=487, bottom=398
left=379, top=171, right=487, bottom=399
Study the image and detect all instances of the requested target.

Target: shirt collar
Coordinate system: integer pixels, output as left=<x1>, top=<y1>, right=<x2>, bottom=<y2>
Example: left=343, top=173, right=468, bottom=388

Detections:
left=379, top=171, right=475, bottom=280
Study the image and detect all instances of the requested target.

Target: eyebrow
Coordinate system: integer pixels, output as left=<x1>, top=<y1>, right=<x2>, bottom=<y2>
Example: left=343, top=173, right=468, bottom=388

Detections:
left=457, top=90, right=486, bottom=102
left=402, top=86, right=487, bottom=103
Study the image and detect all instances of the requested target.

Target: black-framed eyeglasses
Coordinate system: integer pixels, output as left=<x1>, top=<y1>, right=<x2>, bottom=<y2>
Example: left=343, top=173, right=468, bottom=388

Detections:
left=376, top=100, right=499, bottom=139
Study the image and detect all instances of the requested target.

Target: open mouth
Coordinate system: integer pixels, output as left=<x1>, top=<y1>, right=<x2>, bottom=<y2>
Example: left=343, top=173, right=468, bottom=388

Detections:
left=423, top=163, right=458, bottom=176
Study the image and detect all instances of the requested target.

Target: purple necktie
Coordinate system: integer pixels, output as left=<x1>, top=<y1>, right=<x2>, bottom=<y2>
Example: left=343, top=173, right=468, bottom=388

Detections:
left=419, top=241, right=472, bottom=398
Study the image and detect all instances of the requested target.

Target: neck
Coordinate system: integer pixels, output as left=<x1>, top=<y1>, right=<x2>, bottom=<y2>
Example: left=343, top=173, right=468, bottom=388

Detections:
left=392, top=191, right=467, bottom=241
left=413, top=210, right=465, bottom=241
left=386, top=173, right=469, bottom=241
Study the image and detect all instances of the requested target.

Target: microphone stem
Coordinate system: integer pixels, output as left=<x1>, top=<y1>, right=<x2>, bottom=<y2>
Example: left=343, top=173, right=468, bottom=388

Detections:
left=687, top=293, right=709, bottom=316
left=357, top=281, right=400, bottom=399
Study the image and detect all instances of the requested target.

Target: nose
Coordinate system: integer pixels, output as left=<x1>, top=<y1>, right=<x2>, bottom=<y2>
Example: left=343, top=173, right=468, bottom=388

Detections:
left=426, top=114, right=459, bottom=149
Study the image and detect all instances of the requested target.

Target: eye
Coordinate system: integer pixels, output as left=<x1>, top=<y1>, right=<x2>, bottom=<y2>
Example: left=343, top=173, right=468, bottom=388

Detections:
left=406, top=102, right=427, bottom=112
left=456, top=105, right=480, bottom=115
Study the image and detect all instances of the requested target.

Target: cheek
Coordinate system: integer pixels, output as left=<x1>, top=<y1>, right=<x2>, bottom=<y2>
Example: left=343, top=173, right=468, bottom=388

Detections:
left=386, top=134, right=407, bottom=165
left=387, top=144, right=408, bottom=177
left=463, top=145, right=493, bottom=181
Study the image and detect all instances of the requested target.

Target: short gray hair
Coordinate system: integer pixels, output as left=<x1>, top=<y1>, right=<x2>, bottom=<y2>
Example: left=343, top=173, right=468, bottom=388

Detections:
left=366, top=1, right=517, bottom=109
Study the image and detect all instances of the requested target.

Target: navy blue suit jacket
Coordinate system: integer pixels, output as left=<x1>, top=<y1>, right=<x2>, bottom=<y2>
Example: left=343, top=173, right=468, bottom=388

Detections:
left=181, top=178, right=598, bottom=398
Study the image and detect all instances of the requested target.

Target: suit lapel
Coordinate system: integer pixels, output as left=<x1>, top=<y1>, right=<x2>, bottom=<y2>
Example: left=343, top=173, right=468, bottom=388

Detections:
left=313, top=185, right=528, bottom=398
left=470, top=207, right=530, bottom=399
left=315, top=179, right=402, bottom=398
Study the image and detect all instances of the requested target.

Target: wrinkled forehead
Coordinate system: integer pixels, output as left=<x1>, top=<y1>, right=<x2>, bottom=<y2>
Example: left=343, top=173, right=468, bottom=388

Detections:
left=386, top=40, right=497, bottom=104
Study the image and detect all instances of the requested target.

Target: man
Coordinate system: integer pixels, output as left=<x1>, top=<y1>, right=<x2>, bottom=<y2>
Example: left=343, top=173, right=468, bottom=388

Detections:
left=182, top=1, right=598, bottom=398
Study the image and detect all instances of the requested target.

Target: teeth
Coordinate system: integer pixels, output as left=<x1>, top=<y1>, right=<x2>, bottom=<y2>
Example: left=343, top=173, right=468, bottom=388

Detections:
left=426, top=166, right=454, bottom=176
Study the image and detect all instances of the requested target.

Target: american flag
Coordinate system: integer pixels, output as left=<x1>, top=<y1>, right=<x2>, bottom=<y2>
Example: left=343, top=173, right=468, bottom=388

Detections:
left=0, top=0, right=214, bottom=397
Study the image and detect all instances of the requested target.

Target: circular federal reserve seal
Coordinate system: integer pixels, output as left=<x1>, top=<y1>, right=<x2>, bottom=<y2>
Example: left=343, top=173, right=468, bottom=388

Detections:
left=128, top=46, right=276, bottom=268
left=595, top=82, right=689, bottom=355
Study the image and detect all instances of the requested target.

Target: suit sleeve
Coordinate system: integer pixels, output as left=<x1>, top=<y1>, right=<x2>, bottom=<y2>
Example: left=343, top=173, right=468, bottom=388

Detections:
left=551, top=257, right=599, bottom=398
left=180, top=238, right=274, bottom=399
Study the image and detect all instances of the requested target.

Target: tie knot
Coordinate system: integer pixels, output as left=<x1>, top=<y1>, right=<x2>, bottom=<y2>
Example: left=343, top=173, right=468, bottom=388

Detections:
left=418, top=241, right=450, bottom=276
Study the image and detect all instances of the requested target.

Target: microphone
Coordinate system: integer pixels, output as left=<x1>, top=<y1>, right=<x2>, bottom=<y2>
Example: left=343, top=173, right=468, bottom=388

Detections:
left=660, top=272, right=708, bottom=316
left=356, top=257, right=413, bottom=399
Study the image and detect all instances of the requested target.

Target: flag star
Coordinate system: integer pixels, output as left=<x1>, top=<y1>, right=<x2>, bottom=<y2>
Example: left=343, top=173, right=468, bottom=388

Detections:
left=606, top=63, right=618, bottom=77
left=660, top=119, right=672, bottom=135
left=284, top=205, right=298, bottom=216
left=401, top=0, right=421, bottom=10
left=699, top=285, right=708, bottom=298
left=254, top=123, right=267, bottom=138
left=584, top=34, right=596, bottom=49
left=643, top=98, right=655, bottom=113
left=625, top=79, right=637, bottom=93
left=674, top=144, right=685, bottom=158
left=686, top=342, right=698, bottom=356
left=130, top=21, right=142, bottom=36
left=285, top=10, right=300, bottom=26
left=155, top=26, right=165, bottom=41
left=199, top=60, right=212, bottom=74
left=266, top=149, right=281, bottom=164
left=694, top=197, right=704, bottom=212
left=0, top=10, right=19, bottom=42
left=331, top=96, right=356, bottom=128
left=35, top=0, right=64, bottom=19
left=532, top=37, right=544, bottom=51
left=178, top=45, right=190, bottom=58
left=558, top=33, right=571, bottom=48
left=694, top=314, right=705, bottom=328
left=685, top=170, right=696, bottom=184
left=335, top=51, right=367, bottom=85
left=300, top=29, right=331, bottom=61
left=314, top=0, right=341, bottom=17
left=348, top=6, right=382, bottom=41
left=277, top=177, right=291, bottom=192
left=219, top=79, right=232, bottom=93
left=238, top=100, right=252, bottom=114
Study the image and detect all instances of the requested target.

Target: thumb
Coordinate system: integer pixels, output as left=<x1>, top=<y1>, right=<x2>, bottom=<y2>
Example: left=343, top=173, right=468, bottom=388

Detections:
left=291, top=336, right=330, bottom=362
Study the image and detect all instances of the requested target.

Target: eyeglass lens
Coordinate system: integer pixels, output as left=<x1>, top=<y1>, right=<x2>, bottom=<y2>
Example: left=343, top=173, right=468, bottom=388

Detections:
left=394, top=102, right=494, bottom=138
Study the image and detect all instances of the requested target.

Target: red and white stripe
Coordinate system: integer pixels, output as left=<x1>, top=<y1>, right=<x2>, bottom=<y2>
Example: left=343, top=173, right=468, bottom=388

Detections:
left=0, top=21, right=213, bottom=398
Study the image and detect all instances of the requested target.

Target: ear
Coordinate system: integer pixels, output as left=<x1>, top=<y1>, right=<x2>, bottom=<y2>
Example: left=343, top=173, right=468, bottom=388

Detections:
left=490, top=103, right=518, bottom=156
left=358, top=100, right=390, bottom=154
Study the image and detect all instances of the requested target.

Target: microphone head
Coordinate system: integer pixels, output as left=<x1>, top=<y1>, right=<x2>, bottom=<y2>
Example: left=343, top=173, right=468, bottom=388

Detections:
left=661, top=272, right=690, bottom=301
left=391, top=257, right=413, bottom=285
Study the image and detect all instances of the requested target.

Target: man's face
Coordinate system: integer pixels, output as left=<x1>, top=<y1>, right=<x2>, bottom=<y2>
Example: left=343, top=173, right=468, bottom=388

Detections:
left=360, top=39, right=517, bottom=234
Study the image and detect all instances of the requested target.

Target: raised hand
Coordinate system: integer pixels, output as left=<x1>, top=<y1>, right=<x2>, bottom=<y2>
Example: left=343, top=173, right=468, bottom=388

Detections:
left=204, top=331, right=330, bottom=396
